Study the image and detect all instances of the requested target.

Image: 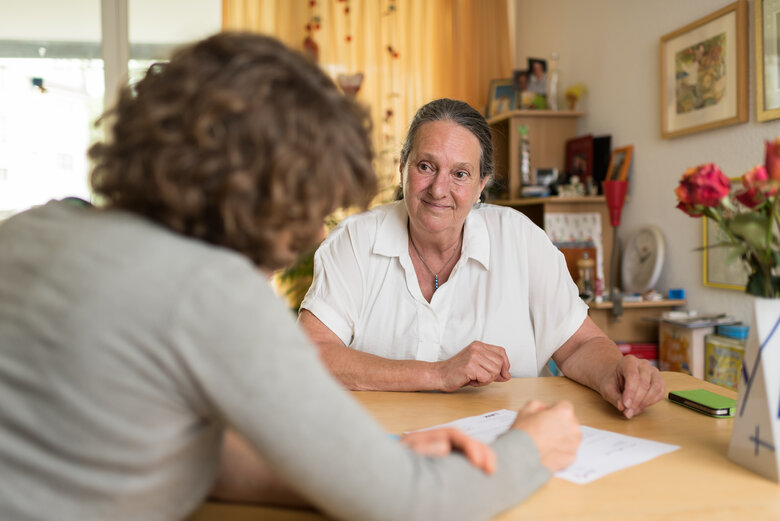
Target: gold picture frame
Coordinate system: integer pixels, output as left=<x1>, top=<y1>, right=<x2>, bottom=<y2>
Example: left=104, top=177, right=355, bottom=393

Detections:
left=756, top=0, right=780, bottom=121
left=702, top=178, right=749, bottom=290
left=605, top=145, right=633, bottom=182
left=486, top=78, right=515, bottom=118
left=660, top=0, right=748, bottom=139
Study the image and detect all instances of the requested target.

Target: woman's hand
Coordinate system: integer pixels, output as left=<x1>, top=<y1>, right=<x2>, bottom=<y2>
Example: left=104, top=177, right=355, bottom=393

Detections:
left=598, top=355, right=665, bottom=419
left=401, top=427, right=496, bottom=474
left=511, top=400, right=581, bottom=472
left=434, top=341, right=511, bottom=392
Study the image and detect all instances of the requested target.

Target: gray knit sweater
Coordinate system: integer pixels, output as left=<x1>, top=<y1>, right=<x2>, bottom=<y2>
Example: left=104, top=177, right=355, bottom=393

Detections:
left=0, top=200, right=550, bottom=521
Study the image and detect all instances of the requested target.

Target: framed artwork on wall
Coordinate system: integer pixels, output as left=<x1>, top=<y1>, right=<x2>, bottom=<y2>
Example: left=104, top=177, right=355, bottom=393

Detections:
left=486, top=78, right=515, bottom=118
left=660, top=0, right=748, bottom=138
left=702, top=178, right=749, bottom=290
left=755, top=0, right=780, bottom=121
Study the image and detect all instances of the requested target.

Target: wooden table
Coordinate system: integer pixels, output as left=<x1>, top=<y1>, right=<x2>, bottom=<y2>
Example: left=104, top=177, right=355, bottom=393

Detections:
left=187, top=372, right=780, bottom=521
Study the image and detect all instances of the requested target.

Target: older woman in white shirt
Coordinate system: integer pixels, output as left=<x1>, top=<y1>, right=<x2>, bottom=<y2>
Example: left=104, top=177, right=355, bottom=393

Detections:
left=299, top=98, right=663, bottom=419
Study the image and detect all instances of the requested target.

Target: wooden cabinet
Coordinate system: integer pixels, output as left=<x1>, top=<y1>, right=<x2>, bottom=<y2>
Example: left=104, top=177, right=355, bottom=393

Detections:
left=487, top=110, right=683, bottom=345
left=589, top=300, right=686, bottom=343
left=486, top=109, right=583, bottom=199
left=493, top=195, right=614, bottom=290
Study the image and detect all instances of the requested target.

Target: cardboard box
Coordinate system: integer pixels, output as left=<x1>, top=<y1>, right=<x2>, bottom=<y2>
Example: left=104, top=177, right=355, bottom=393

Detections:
left=659, top=322, right=714, bottom=379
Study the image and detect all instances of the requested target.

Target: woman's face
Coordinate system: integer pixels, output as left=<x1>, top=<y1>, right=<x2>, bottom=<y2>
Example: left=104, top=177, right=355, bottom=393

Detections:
left=402, top=120, right=488, bottom=238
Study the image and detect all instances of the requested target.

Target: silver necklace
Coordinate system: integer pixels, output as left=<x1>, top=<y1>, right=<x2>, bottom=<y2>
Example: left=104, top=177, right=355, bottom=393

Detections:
left=409, top=231, right=461, bottom=292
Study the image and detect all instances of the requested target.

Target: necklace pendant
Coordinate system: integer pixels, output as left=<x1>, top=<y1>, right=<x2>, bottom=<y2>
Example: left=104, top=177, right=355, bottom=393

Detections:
left=434, top=275, right=439, bottom=291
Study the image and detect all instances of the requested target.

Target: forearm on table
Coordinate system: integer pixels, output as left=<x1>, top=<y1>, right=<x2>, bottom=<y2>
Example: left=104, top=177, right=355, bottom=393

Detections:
left=319, top=343, right=442, bottom=391
left=553, top=335, right=622, bottom=394
left=210, top=430, right=309, bottom=508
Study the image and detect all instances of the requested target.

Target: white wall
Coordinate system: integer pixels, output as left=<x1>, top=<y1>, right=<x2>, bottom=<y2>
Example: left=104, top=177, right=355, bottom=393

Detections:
left=515, top=0, right=780, bottom=323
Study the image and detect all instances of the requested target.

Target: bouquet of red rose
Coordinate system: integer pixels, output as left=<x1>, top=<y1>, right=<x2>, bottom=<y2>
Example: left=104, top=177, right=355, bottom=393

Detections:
left=674, top=137, right=780, bottom=298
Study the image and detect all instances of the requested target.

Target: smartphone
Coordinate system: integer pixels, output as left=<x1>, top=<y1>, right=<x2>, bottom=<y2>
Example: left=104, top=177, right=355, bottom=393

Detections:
left=668, top=389, right=736, bottom=418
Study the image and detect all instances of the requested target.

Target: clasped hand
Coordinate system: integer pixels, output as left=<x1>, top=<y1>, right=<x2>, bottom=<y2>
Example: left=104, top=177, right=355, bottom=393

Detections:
left=599, top=355, right=665, bottom=419
left=434, top=341, right=511, bottom=392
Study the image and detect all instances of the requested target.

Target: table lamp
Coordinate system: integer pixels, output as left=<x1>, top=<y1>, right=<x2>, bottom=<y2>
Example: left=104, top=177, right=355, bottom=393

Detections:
left=602, top=180, right=628, bottom=315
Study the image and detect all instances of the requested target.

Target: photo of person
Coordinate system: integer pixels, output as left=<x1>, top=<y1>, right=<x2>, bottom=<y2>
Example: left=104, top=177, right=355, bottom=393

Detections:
left=527, top=58, right=548, bottom=96
left=513, top=69, right=529, bottom=92
left=513, top=69, right=534, bottom=109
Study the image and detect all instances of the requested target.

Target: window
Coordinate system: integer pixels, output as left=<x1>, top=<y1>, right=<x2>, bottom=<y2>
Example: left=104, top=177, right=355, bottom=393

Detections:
left=0, top=0, right=220, bottom=219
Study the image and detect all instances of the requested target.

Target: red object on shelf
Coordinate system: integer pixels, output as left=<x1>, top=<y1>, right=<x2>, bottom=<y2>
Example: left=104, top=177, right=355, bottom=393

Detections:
left=603, top=179, right=628, bottom=227
left=617, top=343, right=659, bottom=365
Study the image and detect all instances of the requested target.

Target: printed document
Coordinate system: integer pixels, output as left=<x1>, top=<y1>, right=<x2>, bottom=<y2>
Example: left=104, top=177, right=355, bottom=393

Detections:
left=408, top=409, right=679, bottom=484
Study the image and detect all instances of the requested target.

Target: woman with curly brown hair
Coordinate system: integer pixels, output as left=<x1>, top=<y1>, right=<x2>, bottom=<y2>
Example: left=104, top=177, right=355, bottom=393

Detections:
left=0, top=33, right=579, bottom=521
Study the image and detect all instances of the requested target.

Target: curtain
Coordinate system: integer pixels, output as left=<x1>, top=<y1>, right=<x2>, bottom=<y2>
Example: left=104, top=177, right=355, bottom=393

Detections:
left=222, top=0, right=512, bottom=197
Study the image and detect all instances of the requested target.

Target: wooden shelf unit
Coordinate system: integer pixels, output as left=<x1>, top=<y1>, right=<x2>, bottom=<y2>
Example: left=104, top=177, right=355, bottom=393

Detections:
left=588, top=299, right=686, bottom=344
left=486, top=110, right=584, bottom=199
left=486, top=111, right=680, bottom=345
left=493, top=196, right=615, bottom=295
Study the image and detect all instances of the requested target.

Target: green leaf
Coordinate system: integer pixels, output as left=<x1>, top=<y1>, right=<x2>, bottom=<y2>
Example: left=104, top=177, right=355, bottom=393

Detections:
left=746, top=272, right=769, bottom=297
left=726, top=213, right=769, bottom=250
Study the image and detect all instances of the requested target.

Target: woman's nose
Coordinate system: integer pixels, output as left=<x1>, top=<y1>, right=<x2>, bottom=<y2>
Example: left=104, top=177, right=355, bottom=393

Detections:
left=428, top=171, right=449, bottom=197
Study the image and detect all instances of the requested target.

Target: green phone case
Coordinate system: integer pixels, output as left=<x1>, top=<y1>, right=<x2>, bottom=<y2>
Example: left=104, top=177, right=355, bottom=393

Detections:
left=668, top=389, right=736, bottom=418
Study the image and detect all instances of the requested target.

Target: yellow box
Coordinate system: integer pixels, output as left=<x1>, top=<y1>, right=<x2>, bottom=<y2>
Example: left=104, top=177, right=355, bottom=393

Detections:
left=704, top=334, right=744, bottom=391
left=659, top=322, right=714, bottom=379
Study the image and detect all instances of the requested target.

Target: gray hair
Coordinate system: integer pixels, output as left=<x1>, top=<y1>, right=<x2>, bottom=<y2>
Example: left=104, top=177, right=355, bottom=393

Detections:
left=399, top=98, right=494, bottom=180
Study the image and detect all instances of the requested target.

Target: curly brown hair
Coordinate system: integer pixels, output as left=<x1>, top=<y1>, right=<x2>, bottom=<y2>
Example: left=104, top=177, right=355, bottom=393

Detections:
left=89, top=32, right=377, bottom=270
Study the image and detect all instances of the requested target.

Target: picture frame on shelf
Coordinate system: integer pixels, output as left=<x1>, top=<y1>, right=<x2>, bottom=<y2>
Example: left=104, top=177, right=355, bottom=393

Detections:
left=487, top=78, right=515, bottom=118
left=592, top=135, right=612, bottom=194
left=702, top=178, right=749, bottom=290
left=564, top=134, right=594, bottom=183
left=660, top=0, right=748, bottom=138
left=527, top=58, right=547, bottom=97
left=512, top=69, right=533, bottom=109
left=605, top=145, right=633, bottom=182
left=755, top=0, right=780, bottom=121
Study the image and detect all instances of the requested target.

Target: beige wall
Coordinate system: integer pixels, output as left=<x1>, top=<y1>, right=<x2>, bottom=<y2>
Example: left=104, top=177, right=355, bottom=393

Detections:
left=515, top=0, right=780, bottom=323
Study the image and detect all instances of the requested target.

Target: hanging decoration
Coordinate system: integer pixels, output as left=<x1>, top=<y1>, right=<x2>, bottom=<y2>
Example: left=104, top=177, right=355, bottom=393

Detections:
left=336, top=0, right=364, bottom=97
left=303, top=0, right=321, bottom=63
left=379, top=0, right=401, bottom=195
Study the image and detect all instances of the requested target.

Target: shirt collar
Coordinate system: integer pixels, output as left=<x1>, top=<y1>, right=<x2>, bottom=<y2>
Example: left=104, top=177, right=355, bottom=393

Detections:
left=373, top=201, right=408, bottom=257
left=373, top=201, right=491, bottom=271
left=463, top=206, right=490, bottom=270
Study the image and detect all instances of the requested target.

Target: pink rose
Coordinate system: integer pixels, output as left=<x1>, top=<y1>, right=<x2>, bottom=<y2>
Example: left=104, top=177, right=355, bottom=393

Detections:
left=675, top=163, right=731, bottom=214
left=743, top=164, right=769, bottom=187
left=766, top=137, right=780, bottom=181
left=736, top=187, right=762, bottom=208
left=675, top=199, right=703, bottom=217
left=737, top=165, right=775, bottom=207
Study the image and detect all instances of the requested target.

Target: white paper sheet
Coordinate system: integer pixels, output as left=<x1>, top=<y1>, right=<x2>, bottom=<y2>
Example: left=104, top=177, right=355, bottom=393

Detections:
left=408, top=409, right=680, bottom=484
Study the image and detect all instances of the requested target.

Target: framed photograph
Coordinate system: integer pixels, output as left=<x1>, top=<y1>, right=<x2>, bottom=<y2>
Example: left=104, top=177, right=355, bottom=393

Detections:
left=512, top=69, right=533, bottom=109
left=487, top=78, right=515, bottom=117
left=605, top=145, right=633, bottom=182
left=660, top=0, right=748, bottom=138
left=702, top=179, right=749, bottom=290
left=565, top=134, right=594, bottom=181
left=527, top=58, right=547, bottom=97
left=756, top=0, right=780, bottom=121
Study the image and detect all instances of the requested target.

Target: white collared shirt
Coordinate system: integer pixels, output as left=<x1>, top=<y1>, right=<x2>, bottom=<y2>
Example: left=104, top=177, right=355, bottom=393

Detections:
left=301, top=201, right=587, bottom=376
